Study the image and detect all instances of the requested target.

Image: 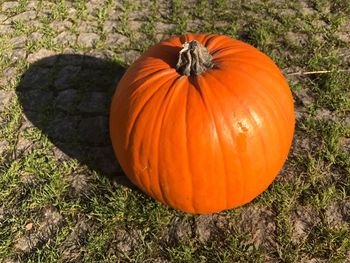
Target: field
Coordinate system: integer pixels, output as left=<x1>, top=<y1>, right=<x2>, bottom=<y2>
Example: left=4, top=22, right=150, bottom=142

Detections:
left=0, top=0, right=349, bottom=262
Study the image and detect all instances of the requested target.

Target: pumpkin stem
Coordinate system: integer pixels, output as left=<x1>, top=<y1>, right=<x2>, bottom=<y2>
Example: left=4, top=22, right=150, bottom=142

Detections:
left=176, top=40, right=213, bottom=76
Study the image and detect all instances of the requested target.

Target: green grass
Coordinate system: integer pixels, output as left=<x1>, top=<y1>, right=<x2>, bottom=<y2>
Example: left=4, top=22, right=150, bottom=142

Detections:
left=0, top=0, right=350, bottom=262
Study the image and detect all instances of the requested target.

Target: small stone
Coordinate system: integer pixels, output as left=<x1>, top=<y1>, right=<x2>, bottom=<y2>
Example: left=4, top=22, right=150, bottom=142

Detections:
left=77, top=21, right=98, bottom=32
left=54, top=66, right=81, bottom=90
left=10, top=10, right=36, bottom=22
left=0, top=24, right=14, bottom=34
left=11, top=35, right=27, bottom=48
left=129, top=21, right=143, bottom=31
left=4, top=66, right=17, bottom=77
left=85, top=2, right=101, bottom=17
left=28, top=32, right=44, bottom=41
left=27, top=1, right=38, bottom=9
left=50, top=20, right=73, bottom=32
left=103, top=20, right=117, bottom=33
left=77, top=33, right=100, bottom=48
left=11, top=49, right=26, bottom=60
left=312, top=19, right=328, bottom=28
left=67, top=7, right=76, bottom=17
left=55, top=32, right=76, bottom=45
left=25, top=20, right=41, bottom=28
left=300, top=2, right=315, bottom=15
left=123, top=50, right=140, bottom=65
left=78, top=116, right=109, bottom=145
left=155, top=22, right=176, bottom=32
left=25, top=223, right=33, bottom=230
left=77, top=92, right=109, bottom=114
left=279, top=8, right=296, bottom=15
left=105, top=33, right=130, bottom=47
left=27, top=49, right=57, bottom=64
left=2, top=2, right=19, bottom=11
left=55, top=89, right=79, bottom=111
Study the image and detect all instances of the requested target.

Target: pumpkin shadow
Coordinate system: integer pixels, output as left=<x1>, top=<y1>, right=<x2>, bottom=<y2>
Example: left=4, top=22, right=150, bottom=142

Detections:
left=16, top=54, right=133, bottom=187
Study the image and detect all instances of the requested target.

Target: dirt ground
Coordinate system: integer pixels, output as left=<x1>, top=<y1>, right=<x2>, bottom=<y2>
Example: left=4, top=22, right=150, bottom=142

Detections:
left=0, top=0, right=349, bottom=262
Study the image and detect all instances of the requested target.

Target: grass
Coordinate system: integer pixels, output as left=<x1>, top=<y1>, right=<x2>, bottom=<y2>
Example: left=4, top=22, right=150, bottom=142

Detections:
left=0, top=0, right=349, bottom=262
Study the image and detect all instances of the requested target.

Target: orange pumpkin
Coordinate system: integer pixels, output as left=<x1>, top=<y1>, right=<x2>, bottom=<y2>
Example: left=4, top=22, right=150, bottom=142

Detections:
left=109, top=34, right=295, bottom=214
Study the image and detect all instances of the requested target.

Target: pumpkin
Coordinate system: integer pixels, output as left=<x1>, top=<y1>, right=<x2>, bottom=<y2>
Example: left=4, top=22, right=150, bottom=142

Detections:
left=109, top=34, right=295, bottom=214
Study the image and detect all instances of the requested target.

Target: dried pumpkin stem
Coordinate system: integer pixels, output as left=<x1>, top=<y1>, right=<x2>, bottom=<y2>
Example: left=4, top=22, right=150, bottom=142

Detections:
left=176, top=40, right=213, bottom=76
